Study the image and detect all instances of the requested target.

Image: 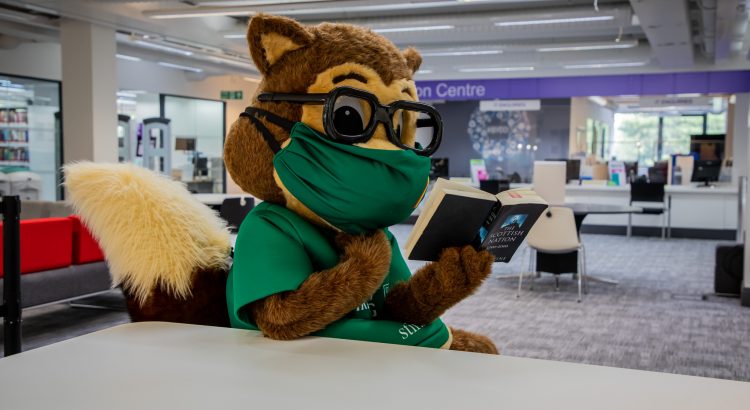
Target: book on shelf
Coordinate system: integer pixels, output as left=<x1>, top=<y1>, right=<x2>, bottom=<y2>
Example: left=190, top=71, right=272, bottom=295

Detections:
left=405, top=178, right=548, bottom=263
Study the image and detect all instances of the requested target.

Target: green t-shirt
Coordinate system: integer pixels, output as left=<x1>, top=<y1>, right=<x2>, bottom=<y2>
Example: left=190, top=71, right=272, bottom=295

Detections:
left=226, top=202, right=450, bottom=348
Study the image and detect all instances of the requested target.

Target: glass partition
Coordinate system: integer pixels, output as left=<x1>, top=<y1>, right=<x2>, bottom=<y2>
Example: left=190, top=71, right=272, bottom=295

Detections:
left=0, top=73, right=62, bottom=200
left=162, top=95, right=226, bottom=193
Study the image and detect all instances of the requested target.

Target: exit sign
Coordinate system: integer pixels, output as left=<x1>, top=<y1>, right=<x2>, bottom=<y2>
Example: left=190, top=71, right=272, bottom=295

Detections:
left=221, top=90, right=243, bottom=100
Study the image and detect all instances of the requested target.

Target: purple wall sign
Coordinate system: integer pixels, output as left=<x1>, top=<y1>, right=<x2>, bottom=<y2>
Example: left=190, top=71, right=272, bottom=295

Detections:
left=415, top=70, right=750, bottom=101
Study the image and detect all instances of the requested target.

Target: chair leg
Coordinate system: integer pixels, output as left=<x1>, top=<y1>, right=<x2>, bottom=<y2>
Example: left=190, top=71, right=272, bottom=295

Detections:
left=627, top=213, right=632, bottom=237
left=577, top=248, right=583, bottom=303
left=581, top=245, right=588, bottom=295
left=555, top=276, right=560, bottom=291
left=529, top=249, right=536, bottom=291
left=661, top=212, right=666, bottom=240
left=517, top=247, right=527, bottom=298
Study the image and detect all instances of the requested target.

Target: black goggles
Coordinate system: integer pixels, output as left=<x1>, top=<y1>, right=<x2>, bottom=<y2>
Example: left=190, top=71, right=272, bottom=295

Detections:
left=251, top=86, right=443, bottom=156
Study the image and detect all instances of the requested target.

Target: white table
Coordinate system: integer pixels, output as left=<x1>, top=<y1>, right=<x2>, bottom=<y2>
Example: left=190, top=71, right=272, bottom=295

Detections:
left=0, top=322, right=748, bottom=409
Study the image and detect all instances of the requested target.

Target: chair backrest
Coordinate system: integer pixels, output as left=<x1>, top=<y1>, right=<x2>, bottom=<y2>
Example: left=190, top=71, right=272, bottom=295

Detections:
left=532, top=161, right=566, bottom=206
left=526, top=206, right=579, bottom=253
left=630, top=182, right=665, bottom=203
left=219, top=197, right=255, bottom=232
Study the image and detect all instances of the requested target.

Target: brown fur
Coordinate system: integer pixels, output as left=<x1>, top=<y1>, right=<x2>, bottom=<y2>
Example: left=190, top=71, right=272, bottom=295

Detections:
left=225, top=14, right=500, bottom=354
left=383, top=246, right=495, bottom=325
left=126, top=267, right=230, bottom=327
left=224, top=14, right=416, bottom=203
left=114, top=14, right=498, bottom=354
left=449, top=328, right=500, bottom=355
left=250, top=231, right=391, bottom=340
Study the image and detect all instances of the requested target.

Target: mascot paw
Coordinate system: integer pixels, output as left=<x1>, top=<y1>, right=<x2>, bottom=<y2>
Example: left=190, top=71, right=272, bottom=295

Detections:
left=434, top=245, right=494, bottom=293
left=449, top=327, right=500, bottom=355
left=336, top=230, right=392, bottom=278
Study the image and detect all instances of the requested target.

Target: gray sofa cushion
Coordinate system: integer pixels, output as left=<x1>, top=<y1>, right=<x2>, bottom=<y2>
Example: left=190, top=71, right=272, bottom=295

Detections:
left=0, top=262, right=111, bottom=308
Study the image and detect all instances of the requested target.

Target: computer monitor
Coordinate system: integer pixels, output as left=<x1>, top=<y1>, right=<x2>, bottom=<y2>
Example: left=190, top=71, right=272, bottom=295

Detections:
left=648, top=160, right=669, bottom=184
left=175, top=137, right=196, bottom=151
left=623, top=161, right=638, bottom=183
left=690, top=134, right=725, bottom=161
left=430, top=157, right=449, bottom=180
left=691, top=159, right=721, bottom=187
left=545, top=158, right=581, bottom=182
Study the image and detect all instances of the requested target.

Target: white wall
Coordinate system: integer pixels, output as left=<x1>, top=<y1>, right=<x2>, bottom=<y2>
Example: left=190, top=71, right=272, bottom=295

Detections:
left=0, top=42, right=61, bottom=80
left=569, top=97, right=615, bottom=157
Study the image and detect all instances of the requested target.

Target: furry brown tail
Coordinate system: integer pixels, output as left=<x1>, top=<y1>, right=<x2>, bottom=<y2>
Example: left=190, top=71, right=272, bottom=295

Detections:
left=64, top=162, right=233, bottom=326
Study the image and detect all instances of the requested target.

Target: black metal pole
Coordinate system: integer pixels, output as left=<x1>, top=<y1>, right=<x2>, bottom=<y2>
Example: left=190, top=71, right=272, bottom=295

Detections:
left=3, top=195, right=22, bottom=356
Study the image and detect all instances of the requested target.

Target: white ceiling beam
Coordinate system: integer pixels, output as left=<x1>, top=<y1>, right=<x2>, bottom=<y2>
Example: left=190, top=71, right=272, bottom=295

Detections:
left=629, top=0, right=694, bottom=68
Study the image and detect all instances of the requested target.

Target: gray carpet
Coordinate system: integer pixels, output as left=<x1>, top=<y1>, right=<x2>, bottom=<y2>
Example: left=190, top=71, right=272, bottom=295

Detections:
left=2, top=228, right=749, bottom=382
left=391, top=224, right=750, bottom=382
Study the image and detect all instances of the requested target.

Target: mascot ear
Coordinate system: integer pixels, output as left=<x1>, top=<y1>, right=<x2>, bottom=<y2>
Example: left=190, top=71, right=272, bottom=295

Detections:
left=247, top=14, right=314, bottom=75
left=402, top=47, right=422, bottom=75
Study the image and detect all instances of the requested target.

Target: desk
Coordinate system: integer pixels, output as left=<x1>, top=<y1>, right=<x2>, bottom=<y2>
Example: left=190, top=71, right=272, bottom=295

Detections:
left=0, top=322, right=748, bottom=409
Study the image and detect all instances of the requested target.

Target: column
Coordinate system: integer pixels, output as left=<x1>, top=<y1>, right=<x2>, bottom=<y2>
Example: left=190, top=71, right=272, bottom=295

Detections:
left=739, top=94, right=750, bottom=306
left=60, top=19, right=118, bottom=163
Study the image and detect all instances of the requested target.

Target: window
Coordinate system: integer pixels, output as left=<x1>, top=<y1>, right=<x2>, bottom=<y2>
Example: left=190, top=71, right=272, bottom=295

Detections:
left=611, top=111, right=727, bottom=166
left=611, top=113, right=659, bottom=166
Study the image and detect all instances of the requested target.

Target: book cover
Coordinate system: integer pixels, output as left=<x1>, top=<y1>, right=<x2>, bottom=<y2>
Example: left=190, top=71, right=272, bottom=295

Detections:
left=479, top=203, right=547, bottom=262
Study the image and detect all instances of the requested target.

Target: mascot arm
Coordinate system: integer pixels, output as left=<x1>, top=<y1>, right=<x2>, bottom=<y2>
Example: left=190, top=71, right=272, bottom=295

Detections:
left=383, top=245, right=494, bottom=325
left=249, top=230, right=392, bottom=340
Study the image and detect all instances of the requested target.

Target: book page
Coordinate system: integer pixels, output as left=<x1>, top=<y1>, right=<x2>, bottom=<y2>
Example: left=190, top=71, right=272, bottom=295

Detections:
left=496, top=187, right=548, bottom=206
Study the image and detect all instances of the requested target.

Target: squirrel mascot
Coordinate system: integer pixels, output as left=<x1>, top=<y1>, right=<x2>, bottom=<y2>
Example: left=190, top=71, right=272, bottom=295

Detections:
left=65, top=14, right=498, bottom=354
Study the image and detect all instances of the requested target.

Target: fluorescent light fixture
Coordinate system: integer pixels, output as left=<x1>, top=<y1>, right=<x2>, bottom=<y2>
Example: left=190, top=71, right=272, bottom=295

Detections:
left=116, top=54, right=141, bottom=62
left=243, top=77, right=260, bottom=82
left=564, top=61, right=648, bottom=69
left=588, top=96, right=609, bottom=107
left=117, top=91, right=138, bottom=98
left=223, top=33, right=245, bottom=39
left=372, top=25, right=454, bottom=33
left=495, top=15, right=614, bottom=27
left=134, top=40, right=193, bottom=56
left=459, top=66, right=535, bottom=73
left=149, top=10, right=251, bottom=19
left=422, top=50, right=501, bottom=57
left=117, top=99, right=137, bottom=106
left=537, top=41, right=637, bottom=52
left=416, top=69, right=433, bottom=74
left=157, top=62, right=203, bottom=73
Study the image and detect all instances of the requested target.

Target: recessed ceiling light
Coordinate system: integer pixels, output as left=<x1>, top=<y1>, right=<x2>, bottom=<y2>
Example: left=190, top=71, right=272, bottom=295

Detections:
left=243, top=77, right=260, bottom=82
left=422, top=50, right=502, bottom=57
left=134, top=40, right=193, bottom=56
left=116, top=54, right=142, bottom=62
left=157, top=62, right=203, bottom=73
left=223, top=33, right=245, bottom=39
left=458, top=66, right=535, bottom=72
left=564, top=61, right=648, bottom=69
left=495, top=15, right=614, bottom=27
left=372, top=25, right=454, bottom=33
left=117, top=91, right=138, bottom=98
left=537, top=41, right=638, bottom=52
left=416, top=69, right=433, bottom=74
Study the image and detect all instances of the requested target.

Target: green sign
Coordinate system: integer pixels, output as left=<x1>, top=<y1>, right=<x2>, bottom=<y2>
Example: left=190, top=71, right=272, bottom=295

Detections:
left=221, top=90, right=243, bottom=100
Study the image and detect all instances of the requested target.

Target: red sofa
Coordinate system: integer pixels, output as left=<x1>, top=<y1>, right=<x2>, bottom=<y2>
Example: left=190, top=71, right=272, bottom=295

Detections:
left=0, top=215, right=110, bottom=308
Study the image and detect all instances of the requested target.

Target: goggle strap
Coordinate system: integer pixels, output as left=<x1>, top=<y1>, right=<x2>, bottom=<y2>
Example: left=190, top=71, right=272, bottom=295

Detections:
left=239, top=108, right=284, bottom=153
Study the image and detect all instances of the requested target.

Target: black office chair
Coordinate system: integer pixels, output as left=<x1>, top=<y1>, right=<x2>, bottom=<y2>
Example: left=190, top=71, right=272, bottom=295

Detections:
left=219, top=197, right=255, bottom=233
left=628, top=182, right=669, bottom=239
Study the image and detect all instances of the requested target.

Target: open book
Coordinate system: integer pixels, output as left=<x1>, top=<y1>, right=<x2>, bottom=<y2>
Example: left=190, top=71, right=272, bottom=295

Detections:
left=405, top=178, right=548, bottom=262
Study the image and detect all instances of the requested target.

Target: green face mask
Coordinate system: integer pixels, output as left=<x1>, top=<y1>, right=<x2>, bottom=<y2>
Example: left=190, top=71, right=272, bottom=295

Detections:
left=273, top=122, right=430, bottom=234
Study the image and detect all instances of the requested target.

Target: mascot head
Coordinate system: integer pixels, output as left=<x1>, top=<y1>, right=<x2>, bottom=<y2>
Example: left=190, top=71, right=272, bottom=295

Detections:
left=224, top=14, right=442, bottom=234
